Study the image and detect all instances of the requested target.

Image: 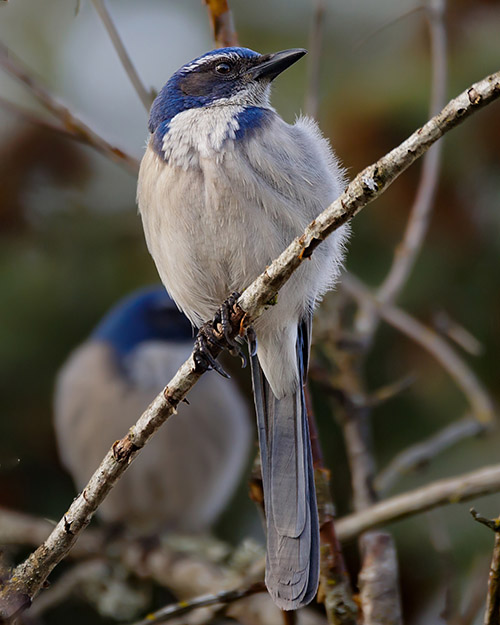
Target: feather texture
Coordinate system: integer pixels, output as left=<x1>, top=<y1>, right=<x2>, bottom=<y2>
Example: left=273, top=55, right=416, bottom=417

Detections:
left=250, top=318, right=319, bottom=608
left=137, top=47, right=348, bottom=609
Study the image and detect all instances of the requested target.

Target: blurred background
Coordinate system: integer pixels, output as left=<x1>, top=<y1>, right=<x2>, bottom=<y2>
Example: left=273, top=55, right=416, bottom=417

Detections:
left=1, top=0, right=499, bottom=623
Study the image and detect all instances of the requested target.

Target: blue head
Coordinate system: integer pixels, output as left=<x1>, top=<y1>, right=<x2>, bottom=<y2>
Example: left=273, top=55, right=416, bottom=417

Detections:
left=149, top=47, right=306, bottom=156
left=91, top=286, right=193, bottom=359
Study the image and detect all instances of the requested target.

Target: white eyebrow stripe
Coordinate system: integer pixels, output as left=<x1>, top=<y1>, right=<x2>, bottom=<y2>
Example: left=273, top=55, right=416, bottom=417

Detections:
left=184, top=52, right=242, bottom=71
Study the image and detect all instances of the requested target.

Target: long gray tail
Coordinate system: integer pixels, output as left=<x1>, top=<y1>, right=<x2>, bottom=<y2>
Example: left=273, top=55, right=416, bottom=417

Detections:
left=250, top=317, right=319, bottom=610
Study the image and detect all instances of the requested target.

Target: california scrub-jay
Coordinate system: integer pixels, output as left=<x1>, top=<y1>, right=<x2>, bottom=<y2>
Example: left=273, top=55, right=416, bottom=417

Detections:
left=137, top=48, right=348, bottom=609
left=54, top=286, right=252, bottom=534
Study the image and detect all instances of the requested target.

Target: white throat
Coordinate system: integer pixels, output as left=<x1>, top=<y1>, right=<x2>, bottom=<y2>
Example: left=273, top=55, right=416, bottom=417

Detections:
left=159, top=85, right=273, bottom=169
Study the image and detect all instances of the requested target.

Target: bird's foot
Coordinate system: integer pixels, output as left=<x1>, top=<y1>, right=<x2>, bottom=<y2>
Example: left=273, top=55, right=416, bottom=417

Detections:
left=193, top=323, right=230, bottom=378
left=215, top=292, right=249, bottom=368
left=214, top=292, right=241, bottom=346
left=193, top=292, right=256, bottom=376
left=193, top=292, right=244, bottom=377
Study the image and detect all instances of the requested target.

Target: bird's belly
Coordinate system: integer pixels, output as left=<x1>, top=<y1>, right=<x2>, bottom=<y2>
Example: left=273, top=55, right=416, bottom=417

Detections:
left=157, top=201, right=282, bottom=324
left=140, top=154, right=292, bottom=326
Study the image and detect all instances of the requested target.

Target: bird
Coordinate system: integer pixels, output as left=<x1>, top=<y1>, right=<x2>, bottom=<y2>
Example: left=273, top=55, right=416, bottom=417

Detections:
left=137, top=47, right=348, bottom=609
left=54, top=286, right=252, bottom=534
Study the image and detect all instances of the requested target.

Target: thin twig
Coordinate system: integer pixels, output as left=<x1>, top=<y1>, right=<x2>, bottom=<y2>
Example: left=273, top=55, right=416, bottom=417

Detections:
left=355, top=0, right=448, bottom=339
left=304, top=0, right=326, bottom=119
left=90, top=0, right=153, bottom=111
left=375, top=416, right=486, bottom=495
left=470, top=508, right=500, bottom=625
left=0, top=41, right=140, bottom=173
left=365, top=373, right=416, bottom=407
left=378, top=0, right=448, bottom=301
left=328, top=327, right=401, bottom=623
left=0, top=66, right=499, bottom=620
left=353, top=6, right=424, bottom=51
left=0, top=507, right=268, bottom=620
left=343, top=273, right=496, bottom=425
left=203, top=0, right=238, bottom=48
left=335, top=464, right=500, bottom=542
left=130, top=583, right=265, bottom=625
left=433, top=309, right=484, bottom=356
left=335, top=7, right=446, bottom=619
left=0, top=96, right=75, bottom=137
left=4, top=463, right=500, bottom=567
left=470, top=508, right=500, bottom=533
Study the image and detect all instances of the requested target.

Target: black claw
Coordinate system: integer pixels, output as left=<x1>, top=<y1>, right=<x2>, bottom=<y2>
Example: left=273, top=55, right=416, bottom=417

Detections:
left=230, top=345, right=247, bottom=368
left=192, top=292, right=245, bottom=378
left=193, top=330, right=230, bottom=378
left=220, top=291, right=241, bottom=348
left=220, top=302, right=236, bottom=347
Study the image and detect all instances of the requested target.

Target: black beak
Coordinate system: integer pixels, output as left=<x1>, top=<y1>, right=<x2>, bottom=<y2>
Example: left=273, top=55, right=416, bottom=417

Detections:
left=247, top=48, right=307, bottom=82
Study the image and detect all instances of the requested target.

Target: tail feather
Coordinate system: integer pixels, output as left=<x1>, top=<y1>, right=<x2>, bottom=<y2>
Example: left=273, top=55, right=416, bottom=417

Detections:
left=250, top=318, right=319, bottom=611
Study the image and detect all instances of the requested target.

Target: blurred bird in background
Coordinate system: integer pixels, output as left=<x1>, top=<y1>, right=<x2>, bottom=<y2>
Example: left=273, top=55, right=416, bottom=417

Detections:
left=138, top=47, right=348, bottom=609
left=54, top=286, right=252, bottom=534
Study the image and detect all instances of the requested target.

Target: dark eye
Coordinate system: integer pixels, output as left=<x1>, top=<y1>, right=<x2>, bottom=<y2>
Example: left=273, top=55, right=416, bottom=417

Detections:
left=215, top=62, right=232, bottom=75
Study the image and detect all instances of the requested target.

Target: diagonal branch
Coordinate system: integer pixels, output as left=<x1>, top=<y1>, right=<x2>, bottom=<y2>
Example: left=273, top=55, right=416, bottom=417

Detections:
left=304, top=0, right=326, bottom=119
left=354, top=0, right=448, bottom=343
left=375, top=0, right=448, bottom=306
left=203, top=0, right=238, bottom=48
left=0, top=67, right=499, bottom=621
left=0, top=41, right=140, bottom=173
left=90, top=0, right=154, bottom=111
left=130, top=583, right=266, bottom=625
left=337, top=464, right=500, bottom=542
left=0, top=96, right=78, bottom=137
left=343, top=6, right=447, bottom=622
left=343, top=273, right=496, bottom=425
left=375, top=416, right=485, bottom=495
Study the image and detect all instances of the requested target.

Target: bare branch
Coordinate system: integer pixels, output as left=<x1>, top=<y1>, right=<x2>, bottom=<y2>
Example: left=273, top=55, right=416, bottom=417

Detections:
left=470, top=509, right=500, bottom=625
left=304, top=0, right=326, bottom=119
left=365, top=373, right=416, bottom=407
left=377, top=0, right=447, bottom=298
left=203, top=0, right=238, bottom=48
left=433, top=309, right=484, bottom=356
left=0, top=41, right=140, bottom=173
left=358, top=533, right=403, bottom=625
left=485, top=537, right=500, bottom=625
left=353, top=6, right=423, bottom=52
left=0, top=66, right=499, bottom=621
left=238, top=68, right=500, bottom=327
left=130, top=583, right=266, bottom=625
left=343, top=273, right=496, bottom=425
left=0, top=96, right=76, bottom=137
left=90, top=0, right=153, bottom=111
left=328, top=322, right=400, bottom=623
left=470, top=508, right=500, bottom=533
left=343, top=7, right=447, bottom=618
left=336, top=464, right=500, bottom=542
left=375, top=416, right=486, bottom=495
left=355, top=0, right=448, bottom=338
